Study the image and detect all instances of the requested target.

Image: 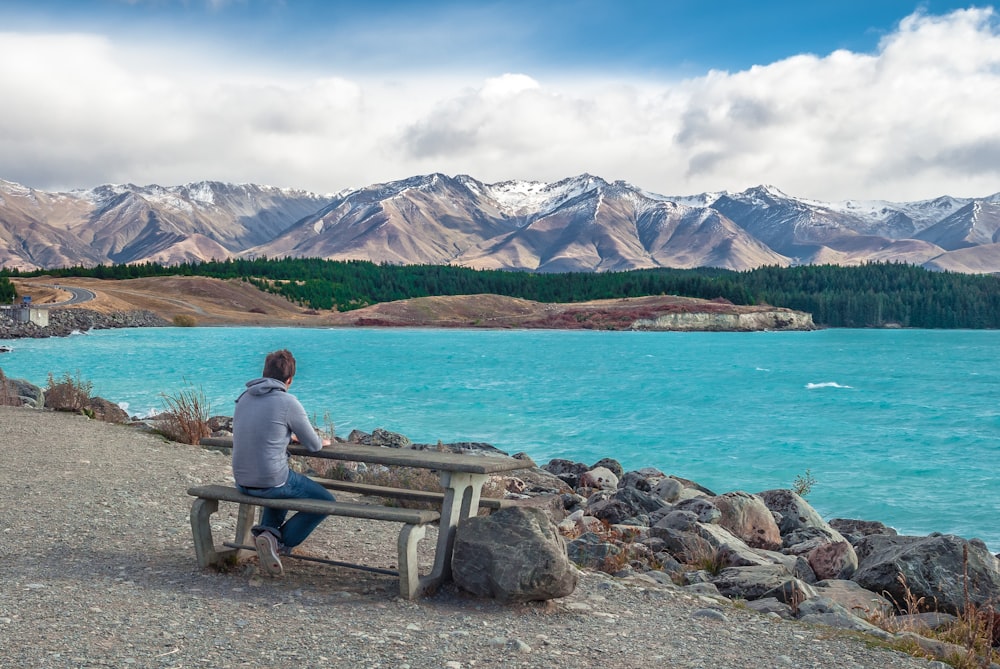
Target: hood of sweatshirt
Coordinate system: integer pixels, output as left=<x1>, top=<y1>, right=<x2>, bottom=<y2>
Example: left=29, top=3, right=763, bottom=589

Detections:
left=239, top=377, right=288, bottom=400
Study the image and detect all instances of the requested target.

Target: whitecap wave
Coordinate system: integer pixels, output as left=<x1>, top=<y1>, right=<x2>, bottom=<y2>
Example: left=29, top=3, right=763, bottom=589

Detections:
left=805, top=381, right=853, bottom=389
left=69, top=329, right=88, bottom=336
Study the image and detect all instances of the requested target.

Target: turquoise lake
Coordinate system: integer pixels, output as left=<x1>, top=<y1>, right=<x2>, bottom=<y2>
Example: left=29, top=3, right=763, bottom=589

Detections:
left=1, top=326, right=997, bottom=551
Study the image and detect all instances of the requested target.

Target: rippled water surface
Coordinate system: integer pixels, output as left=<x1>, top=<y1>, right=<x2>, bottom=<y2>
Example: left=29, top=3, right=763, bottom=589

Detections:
left=2, top=326, right=997, bottom=550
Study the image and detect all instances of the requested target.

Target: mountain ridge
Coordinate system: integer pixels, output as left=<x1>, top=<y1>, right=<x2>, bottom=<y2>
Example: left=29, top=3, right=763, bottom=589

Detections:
left=2, top=174, right=998, bottom=273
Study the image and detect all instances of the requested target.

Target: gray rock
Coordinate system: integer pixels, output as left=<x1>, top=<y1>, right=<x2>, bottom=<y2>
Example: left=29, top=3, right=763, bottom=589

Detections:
left=579, top=466, right=619, bottom=491
left=692, top=608, right=728, bottom=621
left=758, top=489, right=846, bottom=540
left=713, top=491, right=782, bottom=551
left=370, top=427, right=411, bottom=448
left=754, top=550, right=817, bottom=583
left=797, top=611, right=891, bottom=638
left=651, top=477, right=684, bottom=502
left=760, top=578, right=817, bottom=607
left=566, top=532, right=623, bottom=571
left=674, top=497, right=721, bottom=524
left=1, top=375, right=43, bottom=407
left=654, top=509, right=700, bottom=533
left=541, top=459, right=588, bottom=488
left=852, top=533, right=1000, bottom=615
left=829, top=517, right=898, bottom=544
left=696, top=523, right=773, bottom=568
left=805, top=538, right=858, bottom=580
left=888, top=611, right=959, bottom=633
left=452, top=506, right=578, bottom=603
left=619, top=468, right=665, bottom=492
left=590, top=457, right=623, bottom=479
left=812, top=579, right=892, bottom=617
left=207, top=415, right=233, bottom=433
left=745, top=597, right=794, bottom=619
left=711, top=564, right=807, bottom=602
left=85, top=396, right=130, bottom=424
left=498, top=467, right=571, bottom=496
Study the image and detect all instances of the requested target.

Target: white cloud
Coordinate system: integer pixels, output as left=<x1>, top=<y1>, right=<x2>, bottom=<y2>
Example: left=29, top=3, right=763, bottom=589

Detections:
left=1, top=7, right=1000, bottom=201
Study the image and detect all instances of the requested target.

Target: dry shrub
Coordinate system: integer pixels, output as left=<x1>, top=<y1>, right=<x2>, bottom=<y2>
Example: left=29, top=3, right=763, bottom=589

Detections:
left=159, top=383, right=211, bottom=444
left=680, top=535, right=727, bottom=575
left=172, top=314, right=197, bottom=327
left=45, top=371, right=92, bottom=412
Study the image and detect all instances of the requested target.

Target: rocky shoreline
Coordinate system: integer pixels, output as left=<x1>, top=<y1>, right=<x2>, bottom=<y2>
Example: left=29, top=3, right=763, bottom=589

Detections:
left=3, top=405, right=952, bottom=669
left=0, top=307, right=169, bottom=339
left=213, top=420, right=1000, bottom=667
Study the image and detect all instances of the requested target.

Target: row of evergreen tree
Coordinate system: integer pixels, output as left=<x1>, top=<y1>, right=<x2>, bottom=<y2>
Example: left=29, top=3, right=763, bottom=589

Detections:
left=4, top=258, right=1000, bottom=328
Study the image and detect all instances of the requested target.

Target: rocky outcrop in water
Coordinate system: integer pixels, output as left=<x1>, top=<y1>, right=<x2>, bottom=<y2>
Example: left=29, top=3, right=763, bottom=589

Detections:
left=631, top=309, right=815, bottom=331
left=0, top=308, right=169, bottom=339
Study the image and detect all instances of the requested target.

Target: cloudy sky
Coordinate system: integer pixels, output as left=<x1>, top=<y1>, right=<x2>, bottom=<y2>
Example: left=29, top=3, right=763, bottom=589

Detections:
left=1, top=0, right=997, bottom=201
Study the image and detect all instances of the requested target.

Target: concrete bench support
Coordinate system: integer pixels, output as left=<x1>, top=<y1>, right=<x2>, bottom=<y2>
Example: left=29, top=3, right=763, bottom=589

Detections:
left=187, top=484, right=440, bottom=599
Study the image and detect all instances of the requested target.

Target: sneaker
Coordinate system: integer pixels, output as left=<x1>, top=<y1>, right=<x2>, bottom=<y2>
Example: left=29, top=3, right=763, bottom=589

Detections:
left=254, top=530, right=284, bottom=576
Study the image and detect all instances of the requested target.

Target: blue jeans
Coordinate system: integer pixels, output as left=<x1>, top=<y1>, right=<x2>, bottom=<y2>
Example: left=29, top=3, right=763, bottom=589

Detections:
left=238, top=470, right=335, bottom=548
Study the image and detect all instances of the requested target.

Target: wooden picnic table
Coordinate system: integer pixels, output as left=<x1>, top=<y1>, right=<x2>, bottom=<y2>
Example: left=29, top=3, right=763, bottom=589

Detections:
left=198, top=437, right=526, bottom=596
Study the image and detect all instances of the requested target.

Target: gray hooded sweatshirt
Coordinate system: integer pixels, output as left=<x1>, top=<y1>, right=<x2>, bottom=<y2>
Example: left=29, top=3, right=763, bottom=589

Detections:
left=231, top=377, right=323, bottom=488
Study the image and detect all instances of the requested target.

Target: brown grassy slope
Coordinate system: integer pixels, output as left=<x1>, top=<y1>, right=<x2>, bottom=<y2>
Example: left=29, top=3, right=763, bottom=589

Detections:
left=11, top=276, right=796, bottom=329
left=12, top=276, right=319, bottom=326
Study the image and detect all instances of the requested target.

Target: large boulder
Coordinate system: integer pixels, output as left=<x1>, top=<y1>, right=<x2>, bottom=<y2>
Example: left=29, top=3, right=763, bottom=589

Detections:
left=713, top=491, right=782, bottom=551
left=758, top=489, right=842, bottom=538
left=542, top=459, right=589, bottom=488
left=85, top=396, right=130, bottom=424
left=829, top=518, right=898, bottom=546
left=651, top=477, right=684, bottom=502
left=619, top=467, right=665, bottom=492
left=579, top=466, right=619, bottom=491
left=590, top=457, right=624, bottom=479
left=0, top=373, right=43, bottom=408
left=852, top=533, right=1000, bottom=615
left=806, top=538, right=858, bottom=580
left=758, top=489, right=857, bottom=580
left=711, top=564, right=816, bottom=605
left=502, top=467, right=573, bottom=496
left=453, top=506, right=578, bottom=602
left=370, top=428, right=411, bottom=448
left=674, top=497, right=721, bottom=524
left=811, top=579, right=893, bottom=616
left=588, top=486, right=669, bottom=525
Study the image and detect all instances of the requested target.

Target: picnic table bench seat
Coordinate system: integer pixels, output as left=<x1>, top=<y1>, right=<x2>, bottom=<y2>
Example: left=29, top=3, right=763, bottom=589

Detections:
left=187, top=484, right=440, bottom=598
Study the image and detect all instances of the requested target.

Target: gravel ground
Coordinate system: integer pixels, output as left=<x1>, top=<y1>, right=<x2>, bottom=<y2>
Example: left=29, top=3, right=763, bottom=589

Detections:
left=0, top=406, right=944, bottom=669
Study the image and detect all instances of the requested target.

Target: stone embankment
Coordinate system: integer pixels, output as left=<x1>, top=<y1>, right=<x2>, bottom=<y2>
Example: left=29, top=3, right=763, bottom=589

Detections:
left=0, top=307, right=168, bottom=339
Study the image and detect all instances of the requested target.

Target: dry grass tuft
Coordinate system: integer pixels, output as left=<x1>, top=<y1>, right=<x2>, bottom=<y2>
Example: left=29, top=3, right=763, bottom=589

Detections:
left=45, top=371, right=93, bottom=413
left=863, top=549, right=999, bottom=669
left=158, top=382, right=212, bottom=444
left=172, top=314, right=197, bottom=327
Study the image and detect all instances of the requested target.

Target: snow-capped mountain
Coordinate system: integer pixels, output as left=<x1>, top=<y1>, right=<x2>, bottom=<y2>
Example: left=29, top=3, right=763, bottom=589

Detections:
left=2, top=174, right=999, bottom=273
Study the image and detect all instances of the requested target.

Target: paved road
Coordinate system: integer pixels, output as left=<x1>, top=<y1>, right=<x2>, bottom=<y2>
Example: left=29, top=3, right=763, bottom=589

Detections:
left=36, top=284, right=96, bottom=307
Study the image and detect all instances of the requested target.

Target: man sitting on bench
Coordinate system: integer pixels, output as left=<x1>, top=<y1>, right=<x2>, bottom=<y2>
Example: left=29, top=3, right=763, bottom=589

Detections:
left=232, top=349, right=333, bottom=576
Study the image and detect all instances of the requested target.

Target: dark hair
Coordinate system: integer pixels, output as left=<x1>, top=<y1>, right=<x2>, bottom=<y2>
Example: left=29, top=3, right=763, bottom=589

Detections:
left=262, top=349, right=296, bottom=382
